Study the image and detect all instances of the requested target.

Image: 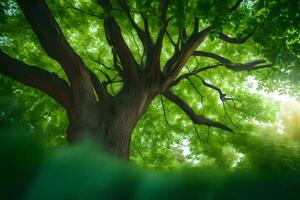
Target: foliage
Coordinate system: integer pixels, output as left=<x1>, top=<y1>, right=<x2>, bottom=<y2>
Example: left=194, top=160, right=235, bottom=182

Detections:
left=0, top=0, right=300, bottom=170
left=1, top=126, right=300, bottom=200
left=0, top=123, right=46, bottom=200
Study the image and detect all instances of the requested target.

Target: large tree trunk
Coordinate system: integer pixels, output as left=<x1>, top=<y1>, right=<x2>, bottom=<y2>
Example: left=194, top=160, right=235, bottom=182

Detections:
left=66, top=89, right=153, bottom=159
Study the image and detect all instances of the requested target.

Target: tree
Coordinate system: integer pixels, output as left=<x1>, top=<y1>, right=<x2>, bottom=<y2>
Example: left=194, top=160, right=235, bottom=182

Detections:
left=0, top=0, right=298, bottom=159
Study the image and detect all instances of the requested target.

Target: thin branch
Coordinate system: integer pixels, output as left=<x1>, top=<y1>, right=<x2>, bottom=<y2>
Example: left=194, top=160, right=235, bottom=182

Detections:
left=92, top=59, right=115, bottom=71
left=117, top=0, right=150, bottom=54
left=111, top=8, right=143, bottom=14
left=97, top=68, right=111, bottom=81
left=65, top=0, right=104, bottom=19
left=130, top=31, right=143, bottom=64
left=186, top=77, right=204, bottom=99
left=206, top=127, right=211, bottom=143
left=190, top=73, right=239, bottom=127
left=217, top=32, right=251, bottom=44
left=171, top=63, right=221, bottom=86
left=222, top=101, right=237, bottom=127
left=194, top=125, right=203, bottom=143
left=166, top=31, right=177, bottom=47
left=84, top=47, right=117, bottom=71
left=197, top=76, right=234, bottom=102
left=160, top=95, right=172, bottom=126
left=163, top=89, right=233, bottom=132
left=193, top=51, right=272, bottom=71
left=197, top=76, right=238, bottom=127
left=86, top=68, right=110, bottom=100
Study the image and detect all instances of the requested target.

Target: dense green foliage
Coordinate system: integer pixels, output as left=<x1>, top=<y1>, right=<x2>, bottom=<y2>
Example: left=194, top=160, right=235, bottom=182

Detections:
left=0, top=0, right=300, bottom=169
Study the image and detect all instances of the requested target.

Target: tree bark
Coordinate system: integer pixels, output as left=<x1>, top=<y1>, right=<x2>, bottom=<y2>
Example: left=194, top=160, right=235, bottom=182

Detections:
left=66, top=90, right=152, bottom=159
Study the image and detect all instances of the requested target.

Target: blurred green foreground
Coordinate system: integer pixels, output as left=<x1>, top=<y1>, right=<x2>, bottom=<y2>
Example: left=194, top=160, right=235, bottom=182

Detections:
left=0, top=123, right=299, bottom=200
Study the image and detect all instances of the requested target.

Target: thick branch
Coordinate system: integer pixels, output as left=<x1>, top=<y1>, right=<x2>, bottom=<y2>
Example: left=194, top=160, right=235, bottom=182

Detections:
left=0, top=51, right=72, bottom=109
left=163, top=27, right=212, bottom=88
left=155, top=17, right=171, bottom=53
left=99, top=0, right=139, bottom=87
left=146, top=18, right=171, bottom=83
left=160, top=0, right=169, bottom=21
left=193, top=51, right=272, bottom=71
left=17, top=0, right=96, bottom=101
left=163, top=90, right=233, bottom=132
left=142, top=16, right=152, bottom=46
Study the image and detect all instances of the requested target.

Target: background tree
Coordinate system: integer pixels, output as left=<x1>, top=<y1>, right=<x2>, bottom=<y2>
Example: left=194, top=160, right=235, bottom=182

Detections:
left=0, top=0, right=299, bottom=160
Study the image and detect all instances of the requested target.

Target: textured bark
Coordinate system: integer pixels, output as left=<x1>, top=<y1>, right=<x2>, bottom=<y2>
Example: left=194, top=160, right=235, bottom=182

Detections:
left=66, top=89, right=152, bottom=159
left=0, top=51, right=72, bottom=109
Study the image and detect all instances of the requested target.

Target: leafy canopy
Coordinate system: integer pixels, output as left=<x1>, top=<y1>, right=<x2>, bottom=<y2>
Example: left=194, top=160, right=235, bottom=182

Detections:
left=0, top=0, right=299, bottom=169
